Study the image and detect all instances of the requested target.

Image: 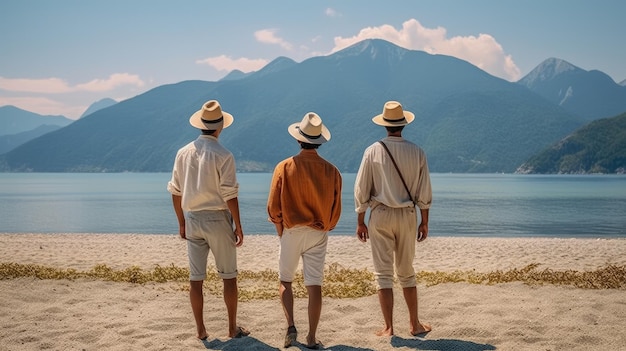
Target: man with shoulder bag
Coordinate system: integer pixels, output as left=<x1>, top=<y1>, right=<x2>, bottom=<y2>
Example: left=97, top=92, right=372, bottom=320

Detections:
left=354, top=100, right=433, bottom=337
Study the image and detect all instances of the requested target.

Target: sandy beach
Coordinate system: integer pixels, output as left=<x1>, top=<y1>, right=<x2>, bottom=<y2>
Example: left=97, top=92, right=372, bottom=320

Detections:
left=1, top=233, right=625, bottom=351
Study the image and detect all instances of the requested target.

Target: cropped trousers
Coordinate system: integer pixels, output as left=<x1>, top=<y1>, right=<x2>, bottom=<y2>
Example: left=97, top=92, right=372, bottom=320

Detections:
left=368, top=204, right=418, bottom=289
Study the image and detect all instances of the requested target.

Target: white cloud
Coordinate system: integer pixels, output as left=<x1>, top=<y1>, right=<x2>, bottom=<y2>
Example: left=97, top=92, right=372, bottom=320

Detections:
left=0, top=73, right=145, bottom=94
left=75, top=73, right=145, bottom=92
left=0, top=77, right=73, bottom=94
left=325, top=7, right=341, bottom=17
left=331, top=19, right=521, bottom=81
left=196, top=55, right=269, bottom=73
left=254, top=29, right=293, bottom=51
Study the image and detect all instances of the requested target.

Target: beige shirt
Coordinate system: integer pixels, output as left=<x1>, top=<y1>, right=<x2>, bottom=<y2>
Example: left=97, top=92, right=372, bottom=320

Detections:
left=354, top=136, right=432, bottom=213
left=167, top=135, right=238, bottom=212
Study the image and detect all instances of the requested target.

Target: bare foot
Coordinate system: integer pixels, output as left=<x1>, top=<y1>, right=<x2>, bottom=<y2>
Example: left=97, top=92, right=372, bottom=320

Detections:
left=305, top=335, right=322, bottom=349
left=196, top=325, right=209, bottom=340
left=410, top=322, right=432, bottom=336
left=376, top=327, right=393, bottom=337
left=229, top=326, right=250, bottom=338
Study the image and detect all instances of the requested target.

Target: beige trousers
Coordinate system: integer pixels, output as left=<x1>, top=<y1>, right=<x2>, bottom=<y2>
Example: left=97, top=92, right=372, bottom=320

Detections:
left=368, top=204, right=417, bottom=289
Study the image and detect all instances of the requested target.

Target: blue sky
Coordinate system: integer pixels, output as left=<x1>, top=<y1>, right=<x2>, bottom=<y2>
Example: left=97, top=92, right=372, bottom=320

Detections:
left=1, top=0, right=625, bottom=119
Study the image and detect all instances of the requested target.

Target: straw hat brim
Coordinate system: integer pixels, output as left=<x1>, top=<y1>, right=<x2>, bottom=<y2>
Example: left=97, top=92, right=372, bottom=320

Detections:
left=288, top=122, right=331, bottom=144
left=189, top=110, right=234, bottom=129
left=372, top=111, right=415, bottom=126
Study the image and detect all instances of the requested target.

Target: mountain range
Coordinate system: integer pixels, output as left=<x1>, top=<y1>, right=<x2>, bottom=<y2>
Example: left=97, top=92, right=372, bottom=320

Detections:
left=1, top=39, right=625, bottom=173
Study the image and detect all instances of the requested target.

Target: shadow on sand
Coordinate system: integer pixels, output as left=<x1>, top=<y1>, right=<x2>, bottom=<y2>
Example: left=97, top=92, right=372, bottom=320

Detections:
left=391, top=336, right=496, bottom=350
left=201, top=336, right=280, bottom=350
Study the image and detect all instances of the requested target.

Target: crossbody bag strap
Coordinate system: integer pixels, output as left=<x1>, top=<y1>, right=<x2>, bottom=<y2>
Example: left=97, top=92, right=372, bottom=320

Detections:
left=378, top=141, right=415, bottom=206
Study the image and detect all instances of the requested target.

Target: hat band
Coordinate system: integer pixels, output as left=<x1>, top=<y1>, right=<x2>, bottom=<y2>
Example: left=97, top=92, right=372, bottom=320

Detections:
left=297, top=127, right=321, bottom=139
left=201, top=116, right=224, bottom=124
left=383, top=116, right=406, bottom=123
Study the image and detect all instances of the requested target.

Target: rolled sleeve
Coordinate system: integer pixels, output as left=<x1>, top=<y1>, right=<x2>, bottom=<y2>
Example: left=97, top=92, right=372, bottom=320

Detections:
left=415, top=153, right=432, bottom=210
left=329, top=170, right=343, bottom=228
left=167, top=160, right=182, bottom=196
left=266, top=165, right=283, bottom=224
left=354, top=152, right=372, bottom=213
left=219, top=155, right=239, bottom=201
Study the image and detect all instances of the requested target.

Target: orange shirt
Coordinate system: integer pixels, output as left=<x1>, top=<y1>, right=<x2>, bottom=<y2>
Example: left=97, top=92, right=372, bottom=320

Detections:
left=267, top=149, right=342, bottom=231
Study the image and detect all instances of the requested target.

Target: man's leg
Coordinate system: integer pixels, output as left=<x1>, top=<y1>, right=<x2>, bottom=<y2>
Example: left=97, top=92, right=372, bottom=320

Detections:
left=403, top=286, right=432, bottom=335
left=280, top=280, right=298, bottom=347
left=280, top=281, right=295, bottom=327
left=396, top=207, right=430, bottom=335
left=223, top=277, right=240, bottom=338
left=190, top=280, right=207, bottom=339
left=376, top=288, right=394, bottom=336
left=369, top=206, right=396, bottom=336
left=306, top=285, right=322, bottom=346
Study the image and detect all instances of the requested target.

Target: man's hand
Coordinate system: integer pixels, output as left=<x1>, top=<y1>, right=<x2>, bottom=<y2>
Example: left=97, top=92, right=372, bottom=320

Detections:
left=417, top=223, right=428, bottom=242
left=274, top=222, right=284, bottom=238
left=234, top=228, right=244, bottom=247
left=356, top=223, right=369, bottom=243
left=179, top=225, right=186, bottom=240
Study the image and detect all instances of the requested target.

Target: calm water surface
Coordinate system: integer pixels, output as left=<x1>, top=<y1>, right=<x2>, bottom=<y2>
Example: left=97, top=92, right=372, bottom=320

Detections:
left=0, top=173, right=625, bottom=238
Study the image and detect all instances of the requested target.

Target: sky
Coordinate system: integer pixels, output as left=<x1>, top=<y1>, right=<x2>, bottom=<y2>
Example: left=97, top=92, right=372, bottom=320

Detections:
left=1, top=0, right=625, bottom=120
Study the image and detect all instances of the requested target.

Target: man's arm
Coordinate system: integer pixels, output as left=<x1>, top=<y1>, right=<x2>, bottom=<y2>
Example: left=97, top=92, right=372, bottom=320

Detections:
left=171, top=194, right=186, bottom=239
left=266, top=166, right=284, bottom=237
left=226, top=197, right=244, bottom=247
left=418, top=208, right=429, bottom=242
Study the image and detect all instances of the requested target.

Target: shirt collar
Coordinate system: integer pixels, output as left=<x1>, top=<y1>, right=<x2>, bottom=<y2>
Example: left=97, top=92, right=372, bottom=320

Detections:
left=384, top=136, right=404, bottom=142
left=198, top=134, right=218, bottom=142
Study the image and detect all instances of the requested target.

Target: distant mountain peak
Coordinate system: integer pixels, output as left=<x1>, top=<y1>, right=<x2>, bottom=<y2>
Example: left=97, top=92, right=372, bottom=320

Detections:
left=220, top=69, right=250, bottom=81
left=253, top=56, right=297, bottom=77
left=520, top=58, right=581, bottom=86
left=333, top=39, right=408, bottom=61
left=80, top=98, right=117, bottom=118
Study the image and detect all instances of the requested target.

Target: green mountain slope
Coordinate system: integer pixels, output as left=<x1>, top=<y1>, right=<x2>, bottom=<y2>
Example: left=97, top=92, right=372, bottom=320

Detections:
left=517, top=112, right=626, bottom=174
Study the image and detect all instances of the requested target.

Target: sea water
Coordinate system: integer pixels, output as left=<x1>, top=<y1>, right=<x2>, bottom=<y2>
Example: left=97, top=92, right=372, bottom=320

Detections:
left=0, top=173, right=624, bottom=238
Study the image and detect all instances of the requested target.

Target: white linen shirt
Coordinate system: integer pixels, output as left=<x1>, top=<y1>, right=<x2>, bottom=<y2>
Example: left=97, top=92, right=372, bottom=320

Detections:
left=354, top=136, right=432, bottom=213
left=167, top=135, right=239, bottom=212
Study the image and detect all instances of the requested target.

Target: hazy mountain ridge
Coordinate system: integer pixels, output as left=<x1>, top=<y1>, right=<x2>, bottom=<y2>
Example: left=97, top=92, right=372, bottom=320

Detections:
left=518, top=58, right=626, bottom=121
left=517, top=112, right=626, bottom=174
left=0, top=106, right=73, bottom=136
left=0, top=39, right=619, bottom=173
left=80, top=98, right=117, bottom=118
left=0, top=124, right=62, bottom=154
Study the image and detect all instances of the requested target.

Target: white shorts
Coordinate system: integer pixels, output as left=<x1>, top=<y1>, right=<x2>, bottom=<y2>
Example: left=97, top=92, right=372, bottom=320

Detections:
left=185, top=210, right=238, bottom=281
left=279, top=226, right=328, bottom=286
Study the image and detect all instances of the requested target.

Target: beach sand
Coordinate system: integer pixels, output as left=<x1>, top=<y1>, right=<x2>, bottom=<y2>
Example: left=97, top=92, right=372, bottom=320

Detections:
left=1, top=233, right=625, bottom=350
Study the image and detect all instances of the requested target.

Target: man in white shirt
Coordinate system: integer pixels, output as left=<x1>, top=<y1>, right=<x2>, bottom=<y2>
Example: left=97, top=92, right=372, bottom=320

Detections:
left=167, top=100, right=249, bottom=340
left=354, top=100, right=433, bottom=337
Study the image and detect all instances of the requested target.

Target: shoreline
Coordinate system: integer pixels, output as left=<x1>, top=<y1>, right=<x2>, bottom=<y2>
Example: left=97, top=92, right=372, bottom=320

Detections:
left=1, top=234, right=625, bottom=350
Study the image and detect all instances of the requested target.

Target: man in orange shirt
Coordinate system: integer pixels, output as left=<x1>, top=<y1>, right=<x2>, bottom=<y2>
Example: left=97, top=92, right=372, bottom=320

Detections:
left=267, top=112, right=342, bottom=349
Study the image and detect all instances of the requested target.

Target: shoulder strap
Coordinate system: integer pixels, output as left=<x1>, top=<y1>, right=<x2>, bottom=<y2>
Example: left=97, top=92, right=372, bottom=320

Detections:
left=378, top=141, right=415, bottom=206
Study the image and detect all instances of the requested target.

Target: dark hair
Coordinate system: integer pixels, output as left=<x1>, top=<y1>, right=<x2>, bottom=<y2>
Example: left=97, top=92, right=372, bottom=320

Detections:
left=201, top=129, right=217, bottom=135
left=385, top=126, right=405, bottom=133
left=299, top=141, right=320, bottom=149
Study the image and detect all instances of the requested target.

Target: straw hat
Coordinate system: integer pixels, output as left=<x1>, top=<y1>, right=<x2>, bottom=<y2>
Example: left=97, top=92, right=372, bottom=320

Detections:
left=189, top=100, right=234, bottom=129
left=372, top=100, right=414, bottom=126
left=288, top=112, right=331, bottom=144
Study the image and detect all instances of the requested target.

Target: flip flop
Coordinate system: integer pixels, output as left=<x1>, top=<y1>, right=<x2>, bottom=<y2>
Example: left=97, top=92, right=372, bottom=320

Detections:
left=284, top=325, right=297, bottom=348
left=232, top=326, right=250, bottom=338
